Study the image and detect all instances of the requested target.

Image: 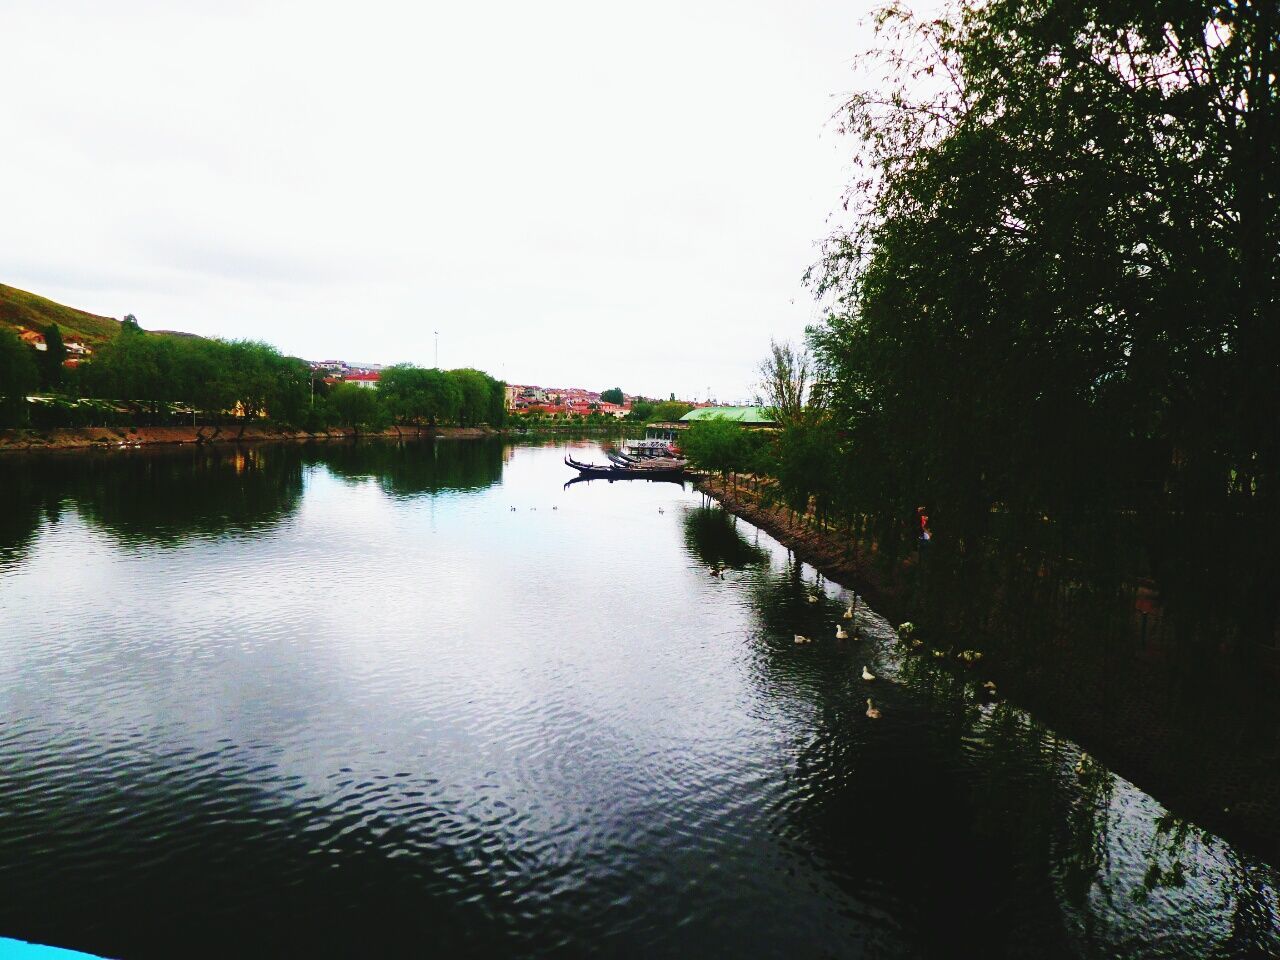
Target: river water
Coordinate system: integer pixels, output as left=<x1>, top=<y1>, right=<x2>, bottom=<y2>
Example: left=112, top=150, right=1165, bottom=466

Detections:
left=0, top=439, right=1277, bottom=959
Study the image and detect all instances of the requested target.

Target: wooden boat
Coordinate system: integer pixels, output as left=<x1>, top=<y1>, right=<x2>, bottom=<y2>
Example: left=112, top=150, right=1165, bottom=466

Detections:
left=564, top=453, right=687, bottom=481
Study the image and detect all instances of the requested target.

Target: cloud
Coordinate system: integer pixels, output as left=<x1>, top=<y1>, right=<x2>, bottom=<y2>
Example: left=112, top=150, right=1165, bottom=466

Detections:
left=0, top=0, right=872, bottom=399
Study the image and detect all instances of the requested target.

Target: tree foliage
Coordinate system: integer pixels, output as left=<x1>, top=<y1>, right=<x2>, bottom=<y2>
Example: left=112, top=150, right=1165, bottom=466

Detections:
left=756, top=340, right=810, bottom=427
left=798, top=0, right=1279, bottom=647
left=0, top=328, right=39, bottom=424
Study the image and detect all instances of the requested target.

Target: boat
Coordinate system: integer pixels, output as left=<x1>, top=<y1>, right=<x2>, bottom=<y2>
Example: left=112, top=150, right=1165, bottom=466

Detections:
left=564, top=453, right=687, bottom=481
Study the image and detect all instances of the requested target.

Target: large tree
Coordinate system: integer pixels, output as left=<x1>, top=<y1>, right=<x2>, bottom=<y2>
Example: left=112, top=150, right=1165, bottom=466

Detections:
left=0, top=328, right=39, bottom=424
left=806, top=0, right=1278, bottom=645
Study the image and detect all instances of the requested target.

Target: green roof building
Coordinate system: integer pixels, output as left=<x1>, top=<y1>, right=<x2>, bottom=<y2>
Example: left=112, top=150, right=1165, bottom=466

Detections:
left=678, top=405, right=776, bottom=425
left=641, top=406, right=777, bottom=446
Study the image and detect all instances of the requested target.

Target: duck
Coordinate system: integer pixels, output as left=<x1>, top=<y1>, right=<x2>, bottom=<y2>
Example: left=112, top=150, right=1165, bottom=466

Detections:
left=510, top=506, right=517, bottom=512
left=982, top=680, right=998, bottom=696
left=658, top=507, right=665, bottom=514
left=897, top=621, right=915, bottom=638
left=958, top=649, right=983, bottom=666
left=552, top=506, right=558, bottom=511
left=930, top=648, right=949, bottom=660
left=835, top=624, right=849, bottom=640
left=807, top=594, right=819, bottom=605
left=865, top=698, right=882, bottom=720
left=793, top=634, right=811, bottom=645
left=910, top=638, right=924, bottom=650
left=861, top=665, right=876, bottom=682
left=842, top=603, right=854, bottom=620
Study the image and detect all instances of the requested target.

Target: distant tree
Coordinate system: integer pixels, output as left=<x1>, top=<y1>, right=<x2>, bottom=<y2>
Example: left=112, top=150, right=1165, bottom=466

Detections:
left=756, top=339, right=810, bottom=427
left=627, top=399, right=657, bottom=422
left=0, top=328, right=39, bottom=424
left=449, top=368, right=502, bottom=427
left=682, top=417, right=750, bottom=485
left=652, top=400, right=694, bottom=423
left=38, top=323, right=67, bottom=390
left=601, top=387, right=624, bottom=405
left=328, top=382, right=383, bottom=435
left=121, top=314, right=142, bottom=336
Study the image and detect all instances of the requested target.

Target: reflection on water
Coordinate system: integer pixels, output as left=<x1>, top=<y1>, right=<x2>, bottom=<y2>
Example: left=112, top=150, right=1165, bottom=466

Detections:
left=0, top=440, right=1276, bottom=959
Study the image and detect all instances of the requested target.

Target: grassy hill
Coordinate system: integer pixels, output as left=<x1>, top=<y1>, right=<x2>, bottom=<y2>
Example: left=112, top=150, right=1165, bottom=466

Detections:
left=0, top=283, right=123, bottom=345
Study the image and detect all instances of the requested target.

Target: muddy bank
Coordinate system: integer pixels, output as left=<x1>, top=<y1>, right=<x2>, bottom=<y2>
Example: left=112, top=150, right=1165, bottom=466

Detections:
left=694, top=475, right=1280, bottom=865
left=0, top=424, right=495, bottom=453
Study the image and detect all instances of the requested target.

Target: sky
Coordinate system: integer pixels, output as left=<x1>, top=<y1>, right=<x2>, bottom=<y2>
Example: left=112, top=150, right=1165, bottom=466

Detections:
left=2, top=0, right=880, bottom=402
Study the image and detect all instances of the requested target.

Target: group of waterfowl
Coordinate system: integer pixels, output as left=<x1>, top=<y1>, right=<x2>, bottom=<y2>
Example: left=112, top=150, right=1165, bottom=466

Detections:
left=896, top=621, right=999, bottom=700
left=793, top=592, right=884, bottom=720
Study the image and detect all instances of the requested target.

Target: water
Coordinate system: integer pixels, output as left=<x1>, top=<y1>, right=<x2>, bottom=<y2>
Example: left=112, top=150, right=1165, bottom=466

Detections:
left=0, top=440, right=1277, bottom=959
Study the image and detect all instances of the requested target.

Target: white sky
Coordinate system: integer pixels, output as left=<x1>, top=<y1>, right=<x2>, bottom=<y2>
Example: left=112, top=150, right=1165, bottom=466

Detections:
left=1, top=0, right=877, bottom=401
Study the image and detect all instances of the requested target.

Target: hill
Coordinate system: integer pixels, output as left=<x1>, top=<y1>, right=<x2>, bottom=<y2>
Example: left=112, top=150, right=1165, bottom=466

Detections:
left=0, top=283, right=123, bottom=345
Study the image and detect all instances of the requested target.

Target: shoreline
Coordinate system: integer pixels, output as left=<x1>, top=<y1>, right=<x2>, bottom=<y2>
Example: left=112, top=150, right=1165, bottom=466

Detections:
left=693, top=474, right=1280, bottom=865
left=0, top=423, right=619, bottom=454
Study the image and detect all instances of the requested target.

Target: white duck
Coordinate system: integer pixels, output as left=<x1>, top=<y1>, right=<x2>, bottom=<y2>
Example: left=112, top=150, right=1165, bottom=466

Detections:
left=807, top=594, right=819, bottom=605
left=861, top=665, right=876, bottom=682
left=842, top=603, right=854, bottom=620
left=793, top=634, right=811, bottom=645
left=835, top=624, right=849, bottom=640
left=865, top=698, right=882, bottom=720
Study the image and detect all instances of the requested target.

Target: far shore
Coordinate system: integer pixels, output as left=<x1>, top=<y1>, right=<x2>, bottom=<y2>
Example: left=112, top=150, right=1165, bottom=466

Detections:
left=0, top=422, right=620, bottom=454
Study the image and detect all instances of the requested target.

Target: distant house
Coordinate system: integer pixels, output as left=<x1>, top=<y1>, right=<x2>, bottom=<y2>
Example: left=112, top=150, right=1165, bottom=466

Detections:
left=345, top=372, right=381, bottom=390
left=64, top=340, right=91, bottom=356
left=19, top=330, right=47, bottom=351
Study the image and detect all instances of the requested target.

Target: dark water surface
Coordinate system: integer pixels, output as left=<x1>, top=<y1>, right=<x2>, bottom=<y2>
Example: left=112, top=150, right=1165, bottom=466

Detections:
left=1, top=440, right=1277, bottom=959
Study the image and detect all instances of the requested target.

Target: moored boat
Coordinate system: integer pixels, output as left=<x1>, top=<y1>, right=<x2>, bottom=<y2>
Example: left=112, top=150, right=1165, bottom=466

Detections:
left=564, top=453, right=687, bottom=481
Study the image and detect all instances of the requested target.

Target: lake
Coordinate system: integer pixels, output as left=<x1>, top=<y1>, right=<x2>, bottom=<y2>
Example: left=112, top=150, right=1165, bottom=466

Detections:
left=1, top=439, right=1277, bottom=958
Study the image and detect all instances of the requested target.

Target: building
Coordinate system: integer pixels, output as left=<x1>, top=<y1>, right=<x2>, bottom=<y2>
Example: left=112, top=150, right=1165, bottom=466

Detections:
left=679, top=406, right=775, bottom=426
left=345, top=372, right=381, bottom=390
left=19, top=330, right=46, bottom=351
left=643, top=406, right=776, bottom=445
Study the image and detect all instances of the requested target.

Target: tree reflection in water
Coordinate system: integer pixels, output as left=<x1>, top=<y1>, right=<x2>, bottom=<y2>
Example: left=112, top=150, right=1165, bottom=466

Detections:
left=316, top=439, right=504, bottom=498
left=672, top=503, right=1279, bottom=957
left=0, top=446, right=306, bottom=556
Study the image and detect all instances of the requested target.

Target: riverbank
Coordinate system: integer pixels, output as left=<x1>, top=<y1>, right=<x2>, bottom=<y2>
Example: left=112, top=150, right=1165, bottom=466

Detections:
left=694, top=474, right=1280, bottom=865
left=0, top=424, right=496, bottom=453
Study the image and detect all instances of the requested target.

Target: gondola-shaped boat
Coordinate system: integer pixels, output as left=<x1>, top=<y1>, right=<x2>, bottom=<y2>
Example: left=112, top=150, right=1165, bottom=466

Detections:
left=565, top=453, right=687, bottom=481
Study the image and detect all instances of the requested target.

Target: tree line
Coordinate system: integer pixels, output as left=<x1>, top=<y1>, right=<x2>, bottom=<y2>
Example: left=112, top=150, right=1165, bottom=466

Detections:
left=689, top=1, right=1278, bottom=656
left=0, top=320, right=507, bottom=433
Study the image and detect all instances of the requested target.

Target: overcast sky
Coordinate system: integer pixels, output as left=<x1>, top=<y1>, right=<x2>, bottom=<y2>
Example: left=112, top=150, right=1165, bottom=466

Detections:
left=2, top=0, right=878, bottom=401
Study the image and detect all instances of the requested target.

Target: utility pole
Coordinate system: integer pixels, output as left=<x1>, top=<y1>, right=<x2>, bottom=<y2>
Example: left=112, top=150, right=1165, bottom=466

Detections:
left=434, top=331, right=439, bottom=368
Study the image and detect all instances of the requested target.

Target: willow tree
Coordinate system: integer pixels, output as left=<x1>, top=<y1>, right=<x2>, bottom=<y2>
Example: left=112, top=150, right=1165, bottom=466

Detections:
left=807, top=0, right=1279, bottom=647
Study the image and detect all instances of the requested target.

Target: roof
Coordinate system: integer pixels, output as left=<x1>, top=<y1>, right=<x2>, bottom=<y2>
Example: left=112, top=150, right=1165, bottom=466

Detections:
left=345, top=372, right=380, bottom=382
left=679, top=405, right=775, bottom=424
